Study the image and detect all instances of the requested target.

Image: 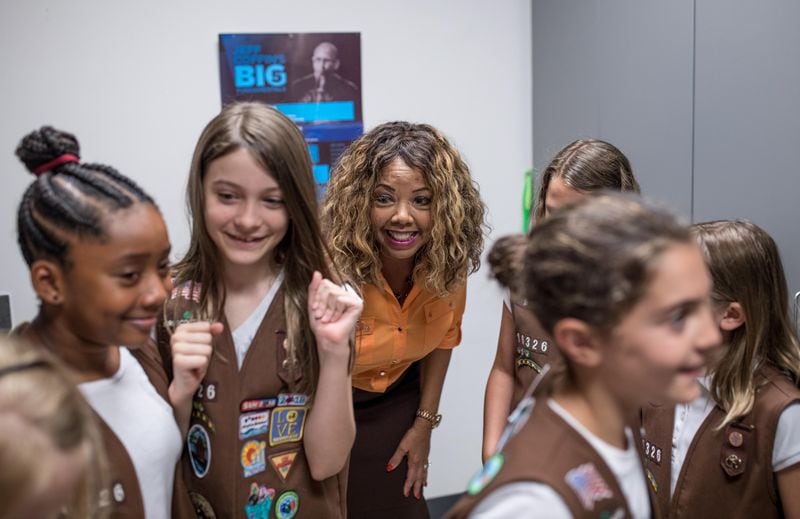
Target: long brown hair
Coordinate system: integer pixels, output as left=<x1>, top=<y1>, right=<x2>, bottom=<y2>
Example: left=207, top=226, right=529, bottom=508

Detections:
left=171, top=102, right=343, bottom=397
left=693, top=220, right=800, bottom=427
left=532, top=139, right=639, bottom=223
left=321, top=121, right=486, bottom=294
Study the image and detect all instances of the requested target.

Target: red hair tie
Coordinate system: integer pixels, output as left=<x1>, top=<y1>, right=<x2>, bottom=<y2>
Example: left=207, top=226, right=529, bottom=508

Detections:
left=33, top=153, right=80, bottom=176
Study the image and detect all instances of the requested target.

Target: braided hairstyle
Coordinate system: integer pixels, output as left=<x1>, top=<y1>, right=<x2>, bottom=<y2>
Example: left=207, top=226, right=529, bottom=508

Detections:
left=15, top=126, right=155, bottom=267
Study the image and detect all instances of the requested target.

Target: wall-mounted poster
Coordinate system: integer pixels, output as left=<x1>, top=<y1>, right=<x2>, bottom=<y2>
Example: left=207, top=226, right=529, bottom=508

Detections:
left=219, top=32, right=362, bottom=196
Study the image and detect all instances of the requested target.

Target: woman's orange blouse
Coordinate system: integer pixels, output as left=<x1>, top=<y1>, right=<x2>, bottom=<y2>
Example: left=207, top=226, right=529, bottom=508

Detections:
left=352, top=275, right=466, bottom=392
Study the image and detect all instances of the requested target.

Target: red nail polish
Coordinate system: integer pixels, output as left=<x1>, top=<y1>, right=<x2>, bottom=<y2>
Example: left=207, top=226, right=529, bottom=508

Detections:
left=386, top=463, right=393, bottom=472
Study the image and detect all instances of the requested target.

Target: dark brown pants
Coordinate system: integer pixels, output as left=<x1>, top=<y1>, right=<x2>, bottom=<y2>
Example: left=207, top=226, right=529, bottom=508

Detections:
left=348, top=363, right=430, bottom=519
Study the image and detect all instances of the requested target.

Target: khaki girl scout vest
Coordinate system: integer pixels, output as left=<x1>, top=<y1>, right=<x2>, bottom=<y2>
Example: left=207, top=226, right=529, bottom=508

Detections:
left=157, top=284, right=347, bottom=519
left=640, top=365, right=800, bottom=518
left=447, top=400, right=635, bottom=519
left=11, top=323, right=193, bottom=518
left=510, top=298, right=558, bottom=408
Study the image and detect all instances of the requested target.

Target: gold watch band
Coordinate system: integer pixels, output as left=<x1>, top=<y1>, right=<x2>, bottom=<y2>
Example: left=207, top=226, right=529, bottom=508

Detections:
left=415, top=408, right=442, bottom=429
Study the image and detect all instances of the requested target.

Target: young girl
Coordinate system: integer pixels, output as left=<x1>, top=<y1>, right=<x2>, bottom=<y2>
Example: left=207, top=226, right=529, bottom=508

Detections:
left=448, top=193, right=721, bottom=518
left=0, top=335, right=105, bottom=519
left=640, top=220, right=800, bottom=518
left=12, top=125, right=193, bottom=517
left=321, top=121, right=486, bottom=518
left=483, top=139, right=640, bottom=461
left=159, top=101, right=360, bottom=519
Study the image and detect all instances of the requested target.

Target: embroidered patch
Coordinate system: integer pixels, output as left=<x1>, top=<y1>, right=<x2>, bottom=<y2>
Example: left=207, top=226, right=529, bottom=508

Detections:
left=245, top=483, right=275, bottom=519
left=241, top=397, right=279, bottom=413
left=189, top=491, right=217, bottom=519
left=112, top=482, right=125, bottom=503
left=599, top=507, right=625, bottom=519
left=275, top=491, right=300, bottom=519
left=642, top=439, right=663, bottom=465
left=188, top=424, right=212, bottom=478
left=192, top=401, right=216, bottom=433
left=646, top=467, right=658, bottom=494
left=196, top=382, right=218, bottom=402
left=171, top=282, right=202, bottom=303
left=239, top=411, right=270, bottom=440
left=241, top=440, right=267, bottom=477
left=515, top=357, right=543, bottom=373
left=269, top=450, right=300, bottom=481
left=467, top=453, right=505, bottom=495
left=277, top=393, right=308, bottom=406
left=565, top=462, right=613, bottom=510
left=269, top=406, right=307, bottom=446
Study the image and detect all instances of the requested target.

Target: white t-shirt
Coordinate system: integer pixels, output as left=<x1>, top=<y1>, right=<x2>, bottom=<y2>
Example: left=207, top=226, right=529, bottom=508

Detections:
left=670, top=376, right=800, bottom=495
left=80, top=347, right=182, bottom=519
left=232, top=271, right=284, bottom=369
left=471, top=399, right=650, bottom=519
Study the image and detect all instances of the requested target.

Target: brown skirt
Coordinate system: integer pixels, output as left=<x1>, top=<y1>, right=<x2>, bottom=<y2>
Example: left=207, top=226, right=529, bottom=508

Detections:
left=348, top=363, right=430, bottom=519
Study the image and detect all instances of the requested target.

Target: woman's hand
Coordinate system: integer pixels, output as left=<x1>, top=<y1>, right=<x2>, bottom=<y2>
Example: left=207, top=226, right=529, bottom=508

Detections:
left=307, top=271, right=363, bottom=358
left=387, top=420, right=432, bottom=499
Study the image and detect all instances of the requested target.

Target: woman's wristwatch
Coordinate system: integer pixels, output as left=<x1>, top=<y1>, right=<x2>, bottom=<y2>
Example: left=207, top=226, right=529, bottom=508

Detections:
left=415, top=408, right=442, bottom=429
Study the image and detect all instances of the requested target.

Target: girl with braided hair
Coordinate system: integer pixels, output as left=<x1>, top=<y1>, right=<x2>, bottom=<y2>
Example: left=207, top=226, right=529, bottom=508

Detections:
left=12, top=125, right=194, bottom=518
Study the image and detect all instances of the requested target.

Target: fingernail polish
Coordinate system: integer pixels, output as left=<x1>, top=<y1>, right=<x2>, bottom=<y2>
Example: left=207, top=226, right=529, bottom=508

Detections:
left=386, top=463, right=393, bottom=472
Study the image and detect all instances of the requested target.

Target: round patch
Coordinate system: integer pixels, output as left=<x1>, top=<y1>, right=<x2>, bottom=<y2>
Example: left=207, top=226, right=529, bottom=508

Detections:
left=728, top=431, right=744, bottom=447
left=467, top=453, right=505, bottom=495
left=189, top=491, right=217, bottom=519
left=112, top=482, right=125, bottom=503
left=275, top=490, right=300, bottom=519
left=188, top=424, right=212, bottom=478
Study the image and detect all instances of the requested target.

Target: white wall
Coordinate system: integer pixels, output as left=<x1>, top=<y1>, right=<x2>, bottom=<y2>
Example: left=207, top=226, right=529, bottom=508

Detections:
left=0, top=0, right=531, bottom=497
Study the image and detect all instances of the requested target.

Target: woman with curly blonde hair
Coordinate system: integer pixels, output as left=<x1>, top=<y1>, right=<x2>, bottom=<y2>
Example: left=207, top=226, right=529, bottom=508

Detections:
left=322, top=121, right=486, bottom=518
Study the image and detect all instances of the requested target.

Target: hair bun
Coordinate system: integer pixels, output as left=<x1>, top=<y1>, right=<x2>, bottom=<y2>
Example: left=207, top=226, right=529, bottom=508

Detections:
left=488, top=234, right=528, bottom=292
left=15, top=126, right=81, bottom=177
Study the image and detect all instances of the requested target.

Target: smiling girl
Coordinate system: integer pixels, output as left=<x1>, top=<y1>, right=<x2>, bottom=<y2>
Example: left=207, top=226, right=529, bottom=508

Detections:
left=159, top=102, right=361, bottom=518
left=12, top=125, right=192, bottom=517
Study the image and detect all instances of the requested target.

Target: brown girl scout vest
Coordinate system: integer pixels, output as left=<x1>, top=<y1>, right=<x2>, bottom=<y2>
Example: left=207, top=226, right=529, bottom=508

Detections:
left=11, top=323, right=193, bottom=519
left=640, top=365, right=800, bottom=518
left=447, top=400, right=634, bottom=519
left=157, top=284, right=347, bottom=519
left=510, top=298, right=558, bottom=408
left=97, top=344, right=195, bottom=518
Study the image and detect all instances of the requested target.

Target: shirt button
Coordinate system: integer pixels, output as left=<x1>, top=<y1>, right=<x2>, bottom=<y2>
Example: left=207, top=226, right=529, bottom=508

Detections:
left=379, top=370, right=387, bottom=377
left=397, top=327, right=403, bottom=332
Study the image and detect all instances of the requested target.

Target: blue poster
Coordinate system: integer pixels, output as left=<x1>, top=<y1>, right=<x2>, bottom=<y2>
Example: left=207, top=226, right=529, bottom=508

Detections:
left=219, top=33, right=363, bottom=196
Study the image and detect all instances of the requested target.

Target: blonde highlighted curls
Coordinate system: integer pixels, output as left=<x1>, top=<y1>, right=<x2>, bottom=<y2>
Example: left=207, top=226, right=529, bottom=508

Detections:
left=322, top=122, right=487, bottom=294
left=692, top=220, right=800, bottom=428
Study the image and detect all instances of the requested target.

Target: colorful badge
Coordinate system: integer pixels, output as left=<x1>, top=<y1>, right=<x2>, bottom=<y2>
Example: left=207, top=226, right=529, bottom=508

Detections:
left=269, top=406, right=307, bottom=446
left=239, top=411, right=270, bottom=440
left=277, top=393, right=308, bottom=406
left=275, top=491, right=300, bottom=519
left=565, top=462, right=613, bottom=510
left=515, top=357, right=543, bottom=373
left=241, top=397, right=278, bottom=413
left=269, top=450, right=299, bottom=481
left=467, top=453, right=505, bottom=495
left=189, top=491, right=217, bottom=519
left=245, top=483, right=275, bottom=519
left=188, top=424, right=212, bottom=478
left=192, top=401, right=216, bottom=433
left=241, top=440, right=267, bottom=477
